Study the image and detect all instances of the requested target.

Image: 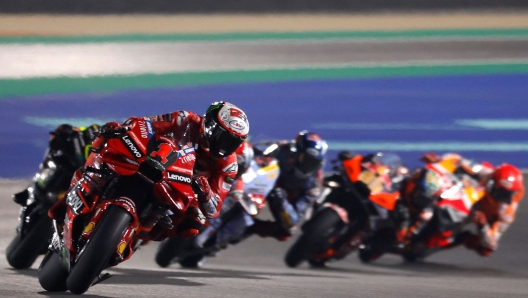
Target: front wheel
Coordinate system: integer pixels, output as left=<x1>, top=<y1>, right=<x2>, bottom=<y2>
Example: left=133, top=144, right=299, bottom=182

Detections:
left=66, top=205, right=131, bottom=295
left=6, top=212, right=53, bottom=269
left=38, top=251, right=69, bottom=292
left=284, top=208, right=344, bottom=268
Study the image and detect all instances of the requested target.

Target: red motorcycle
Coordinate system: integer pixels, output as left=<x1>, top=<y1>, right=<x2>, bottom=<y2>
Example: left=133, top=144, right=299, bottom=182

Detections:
left=38, top=117, right=198, bottom=294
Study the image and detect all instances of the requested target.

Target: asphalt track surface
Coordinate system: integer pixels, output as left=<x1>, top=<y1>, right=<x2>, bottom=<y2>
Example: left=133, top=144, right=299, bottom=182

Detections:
left=1, top=29, right=528, bottom=297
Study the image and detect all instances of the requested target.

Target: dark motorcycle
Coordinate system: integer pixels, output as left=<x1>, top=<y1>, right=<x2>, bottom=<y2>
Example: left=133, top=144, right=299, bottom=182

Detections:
left=284, top=152, right=406, bottom=267
left=7, top=126, right=86, bottom=269
left=155, top=157, right=280, bottom=268
left=38, top=117, right=199, bottom=294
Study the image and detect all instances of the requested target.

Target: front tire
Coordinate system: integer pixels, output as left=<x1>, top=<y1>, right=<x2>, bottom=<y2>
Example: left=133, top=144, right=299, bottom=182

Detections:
left=6, top=213, right=53, bottom=269
left=284, top=208, right=344, bottom=268
left=66, top=205, right=131, bottom=295
left=38, top=251, right=69, bottom=292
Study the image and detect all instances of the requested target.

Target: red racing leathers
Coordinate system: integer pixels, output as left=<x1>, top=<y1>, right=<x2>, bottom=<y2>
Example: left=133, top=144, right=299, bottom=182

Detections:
left=49, top=110, right=238, bottom=239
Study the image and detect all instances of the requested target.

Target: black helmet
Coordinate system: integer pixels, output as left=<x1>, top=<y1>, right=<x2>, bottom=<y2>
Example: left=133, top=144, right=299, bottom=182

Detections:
left=202, top=102, right=249, bottom=158
left=293, top=131, right=328, bottom=176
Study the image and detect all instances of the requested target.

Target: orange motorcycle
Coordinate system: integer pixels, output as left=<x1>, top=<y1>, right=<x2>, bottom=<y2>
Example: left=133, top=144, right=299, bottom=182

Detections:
left=284, top=152, right=407, bottom=267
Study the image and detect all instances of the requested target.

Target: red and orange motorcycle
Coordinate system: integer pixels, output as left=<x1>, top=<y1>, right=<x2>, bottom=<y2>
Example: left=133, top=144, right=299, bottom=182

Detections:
left=38, top=117, right=199, bottom=294
left=359, top=157, right=486, bottom=262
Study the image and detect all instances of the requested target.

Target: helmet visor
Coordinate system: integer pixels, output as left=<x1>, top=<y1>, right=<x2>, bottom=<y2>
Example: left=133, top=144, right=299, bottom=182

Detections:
left=209, top=124, right=244, bottom=158
left=489, top=185, right=514, bottom=204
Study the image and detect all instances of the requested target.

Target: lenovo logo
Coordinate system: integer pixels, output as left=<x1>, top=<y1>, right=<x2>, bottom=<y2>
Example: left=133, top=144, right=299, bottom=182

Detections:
left=167, top=171, right=191, bottom=184
left=121, top=135, right=143, bottom=158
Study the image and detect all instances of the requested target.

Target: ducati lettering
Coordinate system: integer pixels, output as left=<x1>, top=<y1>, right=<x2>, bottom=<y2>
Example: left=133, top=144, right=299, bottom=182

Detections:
left=121, top=135, right=144, bottom=158
left=167, top=171, right=192, bottom=184
left=139, top=121, right=149, bottom=139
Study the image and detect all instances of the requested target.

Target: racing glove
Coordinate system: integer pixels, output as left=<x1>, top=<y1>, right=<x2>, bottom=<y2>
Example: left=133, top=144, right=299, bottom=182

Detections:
left=98, top=122, right=127, bottom=138
left=192, top=176, right=220, bottom=218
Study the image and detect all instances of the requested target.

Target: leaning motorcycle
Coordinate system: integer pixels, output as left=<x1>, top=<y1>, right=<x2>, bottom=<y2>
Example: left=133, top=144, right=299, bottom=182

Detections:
left=38, top=117, right=199, bottom=294
left=284, top=152, right=406, bottom=268
left=6, top=127, right=85, bottom=269
left=359, top=160, right=486, bottom=262
left=155, top=156, right=280, bottom=268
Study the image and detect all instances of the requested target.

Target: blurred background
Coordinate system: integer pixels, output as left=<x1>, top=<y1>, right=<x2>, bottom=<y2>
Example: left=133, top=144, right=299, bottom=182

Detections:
left=0, top=2, right=527, bottom=179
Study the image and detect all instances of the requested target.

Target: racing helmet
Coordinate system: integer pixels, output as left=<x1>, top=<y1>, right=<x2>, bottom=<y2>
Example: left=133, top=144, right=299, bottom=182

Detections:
left=202, top=102, right=249, bottom=158
left=235, top=141, right=254, bottom=179
left=81, top=124, right=101, bottom=144
left=488, top=163, right=523, bottom=204
left=293, top=131, right=328, bottom=175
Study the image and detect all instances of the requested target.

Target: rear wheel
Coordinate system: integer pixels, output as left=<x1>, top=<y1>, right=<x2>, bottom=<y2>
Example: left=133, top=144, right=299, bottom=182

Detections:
left=66, top=205, right=131, bottom=295
left=284, top=208, right=344, bottom=268
left=6, top=213, right=54, bottom=269
left=38, top=251, right=69, bottom=292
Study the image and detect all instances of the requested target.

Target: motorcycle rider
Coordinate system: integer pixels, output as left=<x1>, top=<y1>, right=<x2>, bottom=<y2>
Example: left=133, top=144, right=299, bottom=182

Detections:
left=48, top=101, right=249, bottom=239
left=247, top=131, right=328, bottom=241
left=400, top=152, right=524, bottom=257
left=13, top=123, right=100, bottom=207
left=462, top=163, right=524, bottom=256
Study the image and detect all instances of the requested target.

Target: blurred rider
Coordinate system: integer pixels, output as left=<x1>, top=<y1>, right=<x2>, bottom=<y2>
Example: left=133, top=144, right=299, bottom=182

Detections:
left=49, top=101, right=250, bottom=239
left=402, top=152, right=524, bottom=257
left=247, top=131, right=328, bottom=241
left=462, top=163, right=524, bottom=256
left=13, top=123, right=100, bottom=207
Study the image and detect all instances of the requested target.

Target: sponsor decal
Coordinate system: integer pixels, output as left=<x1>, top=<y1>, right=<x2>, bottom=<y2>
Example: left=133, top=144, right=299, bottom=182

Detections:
left=223, top=162, right=238, bottom=174
left=139, top=120, right=149, bottom=139
left=228, top=119, right=247, bottom=132
left=146, top=120, right=153, bottom=135
left=124, top=157, right=139, bottom=166
left=225, top=176, right=234, bottom=183
left=222, top=181, right=232, bottom=191
left=181, top=154, right=196, bottom=163
left=121, top=135, right=144, bottom=158
left=66, top=189, right=84, bottom=215
left=167, top=171, right=192, bottom=184
left=115, top=198, right=137, bottom=215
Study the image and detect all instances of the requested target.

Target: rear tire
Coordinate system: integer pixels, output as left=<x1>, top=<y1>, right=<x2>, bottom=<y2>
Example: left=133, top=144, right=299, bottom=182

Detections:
left=66, top=205, right=131, bottom=295
left=6, top=214, right=53, bottom=269
left=38, top=251, right=69, bottom=292
left=284, top=208, right=343, bottom=268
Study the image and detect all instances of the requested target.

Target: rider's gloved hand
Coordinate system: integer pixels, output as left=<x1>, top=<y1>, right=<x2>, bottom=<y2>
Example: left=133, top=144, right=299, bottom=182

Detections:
left=99, top=122, right=126, bottom=138
left=192, top=176, right=220, bottom=218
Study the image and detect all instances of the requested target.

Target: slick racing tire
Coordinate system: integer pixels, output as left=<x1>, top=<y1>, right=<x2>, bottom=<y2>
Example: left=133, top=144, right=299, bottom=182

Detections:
left=155, top=237, right=186, bottom=268
left=6, top=214, right=54, bottom=270
left=38, top=250, right=69, bottom=292
left=66, top=205, right=131, bottom=295
left=284, top=208, right=343, bottom=268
